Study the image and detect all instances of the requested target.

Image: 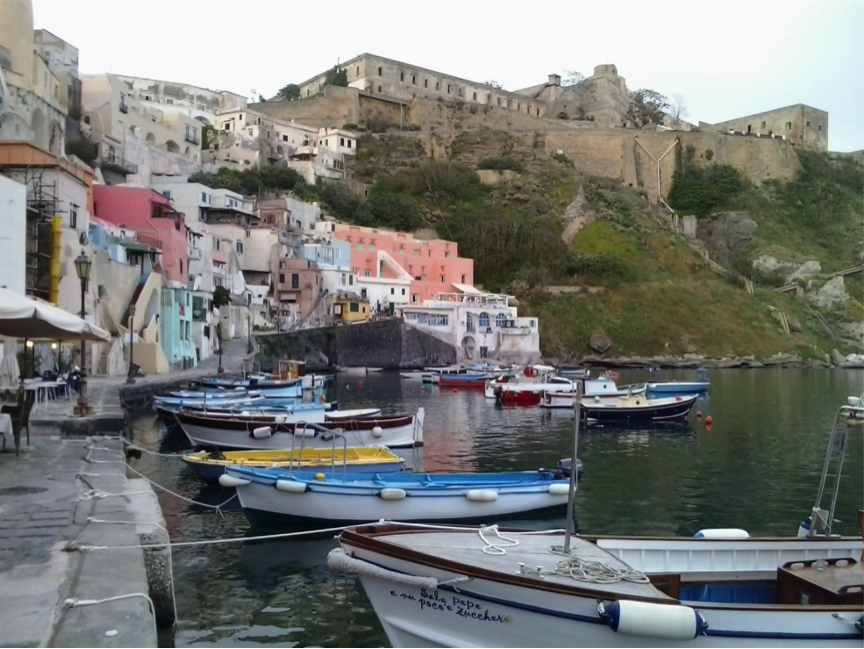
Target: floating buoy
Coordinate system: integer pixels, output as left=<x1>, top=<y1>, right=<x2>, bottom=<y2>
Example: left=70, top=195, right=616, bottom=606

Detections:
left=315, top=473, right=326, bottom=481
left=696, top=410, right=703, bottom=419
left=599, top=600, right=707, bottom=640
left=704, top=415, right=713, bottom=425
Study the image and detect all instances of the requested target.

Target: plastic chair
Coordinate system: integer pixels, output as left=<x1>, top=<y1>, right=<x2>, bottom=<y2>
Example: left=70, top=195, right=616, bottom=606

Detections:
left=6, top=393, right=35, bottom=456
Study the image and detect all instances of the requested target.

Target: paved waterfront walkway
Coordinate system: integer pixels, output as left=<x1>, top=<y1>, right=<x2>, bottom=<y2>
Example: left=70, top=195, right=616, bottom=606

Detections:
left=0, top=339, right=253, bottom=647
left=29, top=339, right=254, bottom=437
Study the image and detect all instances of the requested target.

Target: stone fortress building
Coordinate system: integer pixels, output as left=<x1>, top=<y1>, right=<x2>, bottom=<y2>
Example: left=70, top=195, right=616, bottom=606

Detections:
left=277, top=52, right=828, bottom=153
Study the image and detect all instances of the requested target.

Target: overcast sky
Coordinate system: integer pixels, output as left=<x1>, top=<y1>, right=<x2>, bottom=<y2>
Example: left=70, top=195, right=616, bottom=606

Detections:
left=33, top=0, right=863, bottom=152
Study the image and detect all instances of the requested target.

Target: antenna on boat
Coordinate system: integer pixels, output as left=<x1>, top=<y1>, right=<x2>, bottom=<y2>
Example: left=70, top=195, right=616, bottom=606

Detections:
left=552, top=379, right=581, bottom=555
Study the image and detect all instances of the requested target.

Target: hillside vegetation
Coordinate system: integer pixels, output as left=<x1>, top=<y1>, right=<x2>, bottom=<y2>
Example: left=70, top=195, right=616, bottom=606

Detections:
left=194, top=128, right=863, bottom=361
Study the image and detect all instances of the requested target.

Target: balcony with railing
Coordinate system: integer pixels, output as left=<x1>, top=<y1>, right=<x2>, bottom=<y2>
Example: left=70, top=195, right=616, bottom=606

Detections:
left=100, top=147, right=138, bottom=175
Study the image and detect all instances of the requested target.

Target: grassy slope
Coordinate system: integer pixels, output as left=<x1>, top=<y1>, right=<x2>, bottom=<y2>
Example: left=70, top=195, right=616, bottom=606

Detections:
left=349, top=132, right=862, bottom=360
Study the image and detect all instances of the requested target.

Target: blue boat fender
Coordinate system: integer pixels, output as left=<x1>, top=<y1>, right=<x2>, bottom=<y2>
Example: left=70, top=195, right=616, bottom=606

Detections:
left=599, top=600, right=708, bottom=640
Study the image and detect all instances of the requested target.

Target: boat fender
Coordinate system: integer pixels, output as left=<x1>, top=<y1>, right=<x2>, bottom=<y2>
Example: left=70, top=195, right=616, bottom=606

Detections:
left=466, top=489, right=498, bottom=502
left=694, top=528, right=749, bottom=539
left=598, top=600, right=708, bottom=640
left=379, top=488, right=407, bottom=500
left=250, top=426, right=273, bottom=439
left=273, top=414, right=288, bottom=424
left=276, top=479, right=307, bottom=493
left=548, top=483, right=570, bottom=496
left=218, top=474, right=251, bottom=488
left=294, top=428, right=318, bottom=438
left=371, top=426, right=383, bottom=438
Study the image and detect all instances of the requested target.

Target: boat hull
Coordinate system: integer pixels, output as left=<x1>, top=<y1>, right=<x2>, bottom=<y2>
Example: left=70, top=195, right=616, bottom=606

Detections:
left=229, top=471, right=570, bottom=527
left=176, top=409, right=425, bottom=450
left=181, top=448, right=404, bottom=484
left=646, top=380, right=710, bottom=397
left=336, top=526, right=864, bottom=648
left=580, top=394, right=698, bottom=423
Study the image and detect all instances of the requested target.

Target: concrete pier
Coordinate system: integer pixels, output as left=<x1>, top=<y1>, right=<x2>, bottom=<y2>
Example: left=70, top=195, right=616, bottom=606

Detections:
left=0, top=339, right=250, bottom=647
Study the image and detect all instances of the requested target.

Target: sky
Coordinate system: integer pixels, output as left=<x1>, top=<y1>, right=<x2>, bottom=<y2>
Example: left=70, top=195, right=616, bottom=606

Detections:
left=32, top=0, right=864, bottom=152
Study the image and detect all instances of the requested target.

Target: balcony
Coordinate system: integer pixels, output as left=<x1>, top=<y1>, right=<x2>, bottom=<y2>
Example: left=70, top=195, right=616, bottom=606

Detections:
left=100, top=149, right=138, bottom=175
left=188, top=247, right=203, bottom=260
left=212, top=249, right=227, bottom=264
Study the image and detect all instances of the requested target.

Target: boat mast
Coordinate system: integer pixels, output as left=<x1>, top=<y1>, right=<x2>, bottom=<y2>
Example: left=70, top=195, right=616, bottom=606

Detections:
left=554, top=379, right=581, bottom=555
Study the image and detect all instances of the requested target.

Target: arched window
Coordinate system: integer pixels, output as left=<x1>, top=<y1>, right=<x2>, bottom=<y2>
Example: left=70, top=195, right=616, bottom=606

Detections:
left=478, top=312, right=489, bottom=330
left=495, top=313, right=507, bottom=328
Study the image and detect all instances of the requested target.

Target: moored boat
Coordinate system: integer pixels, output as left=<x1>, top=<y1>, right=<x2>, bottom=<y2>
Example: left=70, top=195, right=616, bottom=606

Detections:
left=198, top=376, right=303, bottom=398
left=175, top=407, right=425, bottom=449
left=181, top=446, right=405, bottom=484
left=327, top=398, right=864, bottom=648
left=439, top=373, right=494, bottom=388
left=578, top=393, right=698, bottom=423
left=220, top=464, right=578, bottom=527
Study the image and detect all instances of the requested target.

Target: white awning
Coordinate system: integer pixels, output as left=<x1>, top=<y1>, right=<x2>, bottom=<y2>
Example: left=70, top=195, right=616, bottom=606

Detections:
left=451, top=283, right=483, bottom=295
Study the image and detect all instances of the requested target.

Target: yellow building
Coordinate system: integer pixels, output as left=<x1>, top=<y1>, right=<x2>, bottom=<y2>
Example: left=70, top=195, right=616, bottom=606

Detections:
left=332, top=298, right=370, bottom=325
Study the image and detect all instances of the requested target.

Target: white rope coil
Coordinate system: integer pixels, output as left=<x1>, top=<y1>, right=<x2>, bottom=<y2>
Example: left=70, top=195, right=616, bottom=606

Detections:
left=478, top=524, right=521, bottom=555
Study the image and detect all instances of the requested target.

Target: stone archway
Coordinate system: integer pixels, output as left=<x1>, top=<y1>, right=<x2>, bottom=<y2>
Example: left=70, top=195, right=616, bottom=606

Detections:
left=165, top=139, right=180, bottom=153
left=461, top=335, right=476, bottom=360
left=145, top=132, right=156, bottom=144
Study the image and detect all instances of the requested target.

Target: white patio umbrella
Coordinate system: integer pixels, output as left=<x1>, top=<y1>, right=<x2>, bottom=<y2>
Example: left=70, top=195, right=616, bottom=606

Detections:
left=0, top=287, right=111, bottom=342
left=0, top=336, right=20, bottom=388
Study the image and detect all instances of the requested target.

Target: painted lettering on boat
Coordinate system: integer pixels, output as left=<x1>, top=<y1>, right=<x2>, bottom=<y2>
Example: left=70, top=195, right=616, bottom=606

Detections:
left=388, top=588, right=511, bottom=624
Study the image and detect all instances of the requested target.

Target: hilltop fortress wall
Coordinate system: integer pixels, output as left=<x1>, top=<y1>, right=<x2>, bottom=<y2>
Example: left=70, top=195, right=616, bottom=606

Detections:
left=253, top=89, right=802, bottom=202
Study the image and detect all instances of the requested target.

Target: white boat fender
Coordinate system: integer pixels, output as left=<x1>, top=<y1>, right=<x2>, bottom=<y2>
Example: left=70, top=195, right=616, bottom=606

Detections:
left=273, top=414, right=288, bottom=424
left=379, top=488, right=407, bottom=500
left=327, top=548, right=440, bottom=588
left=250, top=426, right=273, bottom=439
left=598, top=600, right=708, bottom=640
left=276, top=479, right=307, bottom=493
left=694, top=528, right=749, bottom=539
left=466, top=489, right=498, bottom=502
left=548, top=483, right=570, bottom=496
left=294, top=428, right=318, bottom=438
left=218, top=474, right=251, bottom=488
left=371, top=425, right=383, bottom=438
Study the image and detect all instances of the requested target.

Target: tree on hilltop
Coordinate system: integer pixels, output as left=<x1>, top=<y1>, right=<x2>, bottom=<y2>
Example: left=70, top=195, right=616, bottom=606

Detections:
left=278, top=84, right=301, bottom=100
left=627, top=89, right=670, bottom=127
left=484, top=80, right=503, bottom=89
left=670, top=93, right=688, bottom=120
left=325, top=66, right=348, bottom=88
left=561, top=70, right=585, bottom=87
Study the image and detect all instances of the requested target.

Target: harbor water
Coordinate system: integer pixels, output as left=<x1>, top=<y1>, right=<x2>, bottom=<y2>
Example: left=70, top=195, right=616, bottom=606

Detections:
left=130, top=368, right=864, bottom=648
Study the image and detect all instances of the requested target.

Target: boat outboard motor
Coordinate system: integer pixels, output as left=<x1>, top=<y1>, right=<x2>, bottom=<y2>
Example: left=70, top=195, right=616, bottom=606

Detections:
left=553, top=458, right=584, bottom=482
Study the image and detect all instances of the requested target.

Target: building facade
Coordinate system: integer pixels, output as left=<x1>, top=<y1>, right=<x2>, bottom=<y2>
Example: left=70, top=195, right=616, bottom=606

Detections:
left=703, top=104, right=829, bottom=152
left=398, top=290, right=540, bottom=364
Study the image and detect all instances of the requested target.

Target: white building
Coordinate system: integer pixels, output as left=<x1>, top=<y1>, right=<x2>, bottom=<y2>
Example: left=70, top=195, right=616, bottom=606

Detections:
left=398, top=289, right=540, bottom=364
left=0, top=175, right=27, bottom=295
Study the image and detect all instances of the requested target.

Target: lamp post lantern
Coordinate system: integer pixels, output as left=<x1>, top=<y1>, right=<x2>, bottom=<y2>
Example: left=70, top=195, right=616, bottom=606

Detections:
left=25, top=339, right=34, bottom=378
left=73, top=250, right=93, bottom=416
left=126, top=304, right=136, bottom=384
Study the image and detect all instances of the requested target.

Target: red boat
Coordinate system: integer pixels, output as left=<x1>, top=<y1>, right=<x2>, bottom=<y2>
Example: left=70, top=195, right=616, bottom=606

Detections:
left=498, top=390, right=542, bottom=406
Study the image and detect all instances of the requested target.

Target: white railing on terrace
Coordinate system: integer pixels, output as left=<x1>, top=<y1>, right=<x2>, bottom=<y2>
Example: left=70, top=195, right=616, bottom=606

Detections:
left=429, top=292, right=511, bottom=307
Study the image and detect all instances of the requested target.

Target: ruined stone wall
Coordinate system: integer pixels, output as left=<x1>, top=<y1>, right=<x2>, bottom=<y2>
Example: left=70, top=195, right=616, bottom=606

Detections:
left=544, top=129, right=802, bottom=201
left=250, top=86, right=361, bottom=129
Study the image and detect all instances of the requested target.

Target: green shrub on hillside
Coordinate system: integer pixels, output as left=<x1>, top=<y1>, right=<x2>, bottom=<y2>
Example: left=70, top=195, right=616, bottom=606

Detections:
left=477, top=156, right=524, bottom=173
left=668, top=162, right=746, bottom=217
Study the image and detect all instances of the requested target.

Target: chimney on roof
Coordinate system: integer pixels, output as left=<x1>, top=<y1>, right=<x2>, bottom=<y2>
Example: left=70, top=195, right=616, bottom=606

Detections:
left=548, top=74, right=561, bottom=86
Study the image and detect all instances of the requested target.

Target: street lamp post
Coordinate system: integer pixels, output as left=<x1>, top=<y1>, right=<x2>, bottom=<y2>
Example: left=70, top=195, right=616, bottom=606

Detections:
left=73, top=250, right=93, bottom=417
left=25, top=340, right=34, bottom=378
left=247, top=313, right=253, bottom=354
left=126, top=304, right=136, bottom=385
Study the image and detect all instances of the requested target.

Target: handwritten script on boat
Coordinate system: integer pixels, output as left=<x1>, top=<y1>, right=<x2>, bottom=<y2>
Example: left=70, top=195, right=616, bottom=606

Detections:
left=389, top=588, right=512, bottom=624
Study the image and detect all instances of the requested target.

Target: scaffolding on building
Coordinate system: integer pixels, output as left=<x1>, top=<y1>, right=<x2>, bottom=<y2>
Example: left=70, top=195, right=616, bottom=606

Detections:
left=20, top=168, right=64, bottom=301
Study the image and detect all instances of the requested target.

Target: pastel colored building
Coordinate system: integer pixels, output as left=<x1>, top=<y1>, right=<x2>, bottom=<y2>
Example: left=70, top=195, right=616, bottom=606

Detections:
left=323, top=223, right=473, bottom=305
left=93, top=186, right=190, bottom=286
left=398, top=289, right=540, bottom=364
left=160, top=286, right=196, bottom=369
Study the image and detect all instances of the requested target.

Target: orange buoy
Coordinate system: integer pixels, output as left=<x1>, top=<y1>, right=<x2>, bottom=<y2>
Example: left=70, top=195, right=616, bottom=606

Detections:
left=696, top=410, right=703, bottom=419
left=704, top=415, right=713, bottom=425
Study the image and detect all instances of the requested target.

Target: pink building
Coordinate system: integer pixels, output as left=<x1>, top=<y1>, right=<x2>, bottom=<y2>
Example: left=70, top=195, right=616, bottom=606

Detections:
left=93, top=186, right=190, bottom=286
left=330, top=224, right=474, bottom=303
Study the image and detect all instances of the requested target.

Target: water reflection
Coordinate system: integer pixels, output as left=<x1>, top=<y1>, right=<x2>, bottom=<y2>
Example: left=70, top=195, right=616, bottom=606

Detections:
left=131, top=368, right=863, bottom=647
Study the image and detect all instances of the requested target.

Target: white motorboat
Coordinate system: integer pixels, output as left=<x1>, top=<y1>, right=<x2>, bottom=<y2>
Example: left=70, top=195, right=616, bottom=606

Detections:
left=175, top=407, right=425, bottom=450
